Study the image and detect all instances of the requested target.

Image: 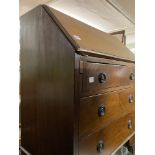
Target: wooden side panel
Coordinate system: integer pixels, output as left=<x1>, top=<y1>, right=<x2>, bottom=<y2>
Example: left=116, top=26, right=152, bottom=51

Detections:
left=74, top=53, right=81, bottom=155
left=20, top=6, right=75, bottom=155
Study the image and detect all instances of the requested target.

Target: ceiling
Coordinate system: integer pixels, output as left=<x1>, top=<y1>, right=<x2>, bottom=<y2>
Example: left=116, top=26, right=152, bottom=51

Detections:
left=20, top=0, right=135, bottom=52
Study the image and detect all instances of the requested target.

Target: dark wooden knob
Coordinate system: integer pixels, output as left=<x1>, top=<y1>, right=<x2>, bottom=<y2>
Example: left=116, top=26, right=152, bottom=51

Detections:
left=97, top=140, right=104, bottom=153
left=98, top=105, right=106, bottom=117
left=129, top=95, right=134, bottom=103
left=98, top=73, right=107, bottom=83
left=128, top=120, right=132, bottom=129
left=129, top=73, right=135, bottom=80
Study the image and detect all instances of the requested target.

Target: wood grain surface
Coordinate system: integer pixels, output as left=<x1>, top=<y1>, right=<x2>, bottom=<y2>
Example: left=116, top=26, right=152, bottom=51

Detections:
left=79, top=87, right=135, bottom=138
left=80, top=61, right=134, bottom=96
left=79, top=113, right=135, bottom=155
left=20, top=5, right=135, bottom=155
left=20, top=5, right=75, bottom=155
left=44, top=5, right=135, bottom=62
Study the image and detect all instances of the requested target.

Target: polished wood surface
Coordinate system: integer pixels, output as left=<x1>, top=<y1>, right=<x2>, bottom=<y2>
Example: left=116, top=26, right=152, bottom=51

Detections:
left=44, top=5, right=135, bottom=62
left=79, top=113, right=135, bottom=155
left=79, top=87, right=134, bottom=138
left=73, top=53, right=81, bottom=155
left=82, top=62, right=121, bottom=92
left=119, top=65, right=135, bottom=86
left=119, top=87, right=135, bottom=113
left=80, top=54, right=135, bottom=66
left=81, top=61, right=134, bottom=96
left=20, top=5, right=75, bottom=155
left=20, top=5, right=135, bottom=155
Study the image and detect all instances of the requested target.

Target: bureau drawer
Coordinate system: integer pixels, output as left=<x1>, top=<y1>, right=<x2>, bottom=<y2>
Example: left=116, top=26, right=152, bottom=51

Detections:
left=81, top=62, right=134, bottom=95
left=119, top=65, right=135, bottom=86
left=79, top=113, right=135, bottom=155
left=79, top=88, right=134, bottom=137
left=119, top=88, right=135, bottom=113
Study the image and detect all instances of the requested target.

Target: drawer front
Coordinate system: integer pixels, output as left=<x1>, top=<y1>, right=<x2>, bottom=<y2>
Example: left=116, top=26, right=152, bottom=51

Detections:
left=119, top=87, right=135, bottom=113
left=119, top=65, right=135, bottom=86
left=79, top=113, right=135, bottom=155
left=79, top=88, right=134, bottom=137
left=81, top=62, right=134, bottom=95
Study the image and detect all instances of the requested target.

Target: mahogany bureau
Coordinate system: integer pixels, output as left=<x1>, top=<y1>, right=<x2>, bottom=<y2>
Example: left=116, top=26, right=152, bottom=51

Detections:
left=20, top=5, right=135, bottom=155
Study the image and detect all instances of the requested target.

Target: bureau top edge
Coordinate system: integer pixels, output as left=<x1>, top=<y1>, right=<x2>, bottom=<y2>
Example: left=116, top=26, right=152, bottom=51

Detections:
left=43, top=5, right=135, bottom=62
left=77, top=53, right=135, bottom=66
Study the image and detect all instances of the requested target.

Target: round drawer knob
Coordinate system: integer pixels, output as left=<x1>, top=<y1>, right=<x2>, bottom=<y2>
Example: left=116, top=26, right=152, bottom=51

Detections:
left=98, top=105, right=106, bottom=117
left=97, top=140, right=104, bottom=153
left=129, top=95, right=134, bottom=103
left=128, top=120, right=132, bottom=129
left=129, top=73, right=135, bottom=80
left=98, top=73, right=107, bottom=83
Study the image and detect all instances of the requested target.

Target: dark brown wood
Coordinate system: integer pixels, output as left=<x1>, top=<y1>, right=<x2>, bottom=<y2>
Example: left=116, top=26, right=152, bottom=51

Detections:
left=20, top=5, right=75, bottom=155
left=73, top=53, right=81, bottom=155
left=20, top=5, right=135, bottom=155
left=44, top=5, right=134, bottom=62
left=79, top=113, right=135, bottom=155
left=80, top=54, right=135, bottom=65
left=80, top=61, right=134, bottom=96
left=119, top=65, right=135, bottom=86
left=79, top=87, right=134, bottom=138
left=119, top=87, right=135, bottom=114
left=82, top=62, right=121, bottom=92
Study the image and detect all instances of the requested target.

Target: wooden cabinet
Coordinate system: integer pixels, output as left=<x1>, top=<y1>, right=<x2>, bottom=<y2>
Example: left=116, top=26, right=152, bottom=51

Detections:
left=20, top=5, right=135, bottom=155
